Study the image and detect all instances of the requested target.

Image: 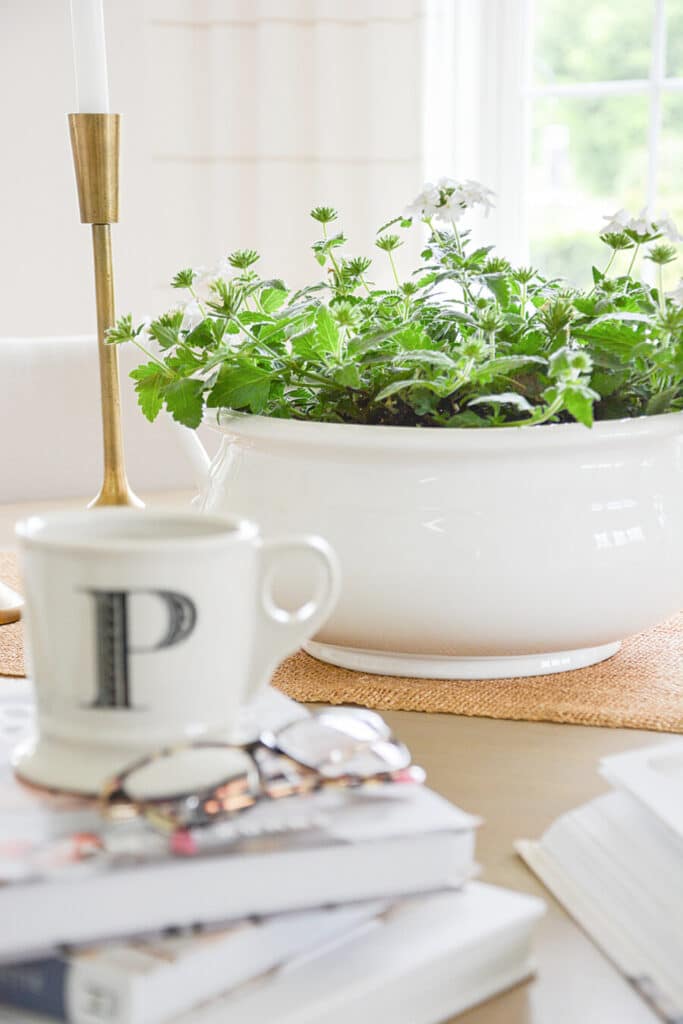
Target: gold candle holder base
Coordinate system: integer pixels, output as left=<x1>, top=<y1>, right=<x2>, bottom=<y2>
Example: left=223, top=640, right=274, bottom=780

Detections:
left=0, top=581, right=22, bottom=626
left=69, top=113, right=143, bottom=509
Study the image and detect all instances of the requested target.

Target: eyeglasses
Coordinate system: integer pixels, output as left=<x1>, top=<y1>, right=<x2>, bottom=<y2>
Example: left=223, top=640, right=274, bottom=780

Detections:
left=100, top=707, right=424, bottom=834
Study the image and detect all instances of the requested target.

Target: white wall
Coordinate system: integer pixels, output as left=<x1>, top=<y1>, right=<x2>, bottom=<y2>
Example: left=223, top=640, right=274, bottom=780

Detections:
left=1, top=1, right=152, bottom=336
left=0, top=0, right=427, bottom=501
left=1, top=0, right=426, bottom=337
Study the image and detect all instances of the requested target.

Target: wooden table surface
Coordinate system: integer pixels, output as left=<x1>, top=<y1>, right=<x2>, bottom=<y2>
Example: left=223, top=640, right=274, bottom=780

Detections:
left=0, top=494, right=666, bottom=1024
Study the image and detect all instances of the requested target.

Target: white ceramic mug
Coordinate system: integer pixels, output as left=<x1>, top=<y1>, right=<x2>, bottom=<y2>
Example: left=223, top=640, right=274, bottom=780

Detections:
left=14, top=509, right=340, bottom=794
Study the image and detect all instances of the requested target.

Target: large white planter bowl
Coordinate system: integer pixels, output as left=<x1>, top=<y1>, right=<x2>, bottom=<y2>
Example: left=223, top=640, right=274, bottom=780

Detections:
left=181, top=410, right=683, bottom=679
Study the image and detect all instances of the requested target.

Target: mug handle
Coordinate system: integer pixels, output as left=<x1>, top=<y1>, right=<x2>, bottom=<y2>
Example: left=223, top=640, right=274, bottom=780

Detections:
left=245, top=535, right=341, bottom=700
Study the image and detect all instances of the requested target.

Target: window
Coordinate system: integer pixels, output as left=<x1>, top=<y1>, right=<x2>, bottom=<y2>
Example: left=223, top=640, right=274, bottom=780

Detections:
left=425, top=0, right=683, bottom=285
left=528, top=0, right=683, bottom=286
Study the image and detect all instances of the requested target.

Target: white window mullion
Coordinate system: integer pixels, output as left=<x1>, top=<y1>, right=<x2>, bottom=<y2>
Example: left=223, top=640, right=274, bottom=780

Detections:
left=528, top=80, right=651, bottom=99
left=477, top=0, right=533, bottom=263
left=423, top=0, right=532, bottom=263
left=647, top=0, right=667, bottom=211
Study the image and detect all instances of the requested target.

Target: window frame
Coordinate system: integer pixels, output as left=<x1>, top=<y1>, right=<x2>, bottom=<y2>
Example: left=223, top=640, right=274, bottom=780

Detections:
left=425, top=0, right=683, bottom=263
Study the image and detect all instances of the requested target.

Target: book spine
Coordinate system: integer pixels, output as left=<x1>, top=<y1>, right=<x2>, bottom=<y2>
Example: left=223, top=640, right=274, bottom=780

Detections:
left=0, top=958, right=136, bottom=1024
left=0, top=957, right=68, bottom=1018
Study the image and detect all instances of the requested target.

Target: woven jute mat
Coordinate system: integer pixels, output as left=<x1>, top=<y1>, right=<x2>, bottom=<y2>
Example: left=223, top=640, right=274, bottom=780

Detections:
left=273, top=630, right=683, bottom=732
left=2, top=552, right=682, bottom=731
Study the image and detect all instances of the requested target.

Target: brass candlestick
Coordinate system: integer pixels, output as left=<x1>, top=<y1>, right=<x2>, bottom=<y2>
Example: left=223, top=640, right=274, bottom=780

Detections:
left=69, top=113, right=142, bottom=508
left=0, top=581, right=22, bottom=626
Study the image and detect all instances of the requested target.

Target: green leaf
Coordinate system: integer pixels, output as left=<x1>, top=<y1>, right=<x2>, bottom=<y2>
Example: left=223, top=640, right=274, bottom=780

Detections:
left=316, top=306, right=340, bottom=356
left=261, top=287, right=288, bottom=313
left=164, top=378, right=205, bottom=428
left=310, top=206, right=338, bottom=225
left=395, top=326, right=432, bottom=350
left=312, top=235, right=347, bottom=266
left=238, top=311, right=273, bottom=328
left=290, top=330, right=321, bottom=361
left=106, top=313, right=139, bottom=346
left=149, top=313, right=182, bottom=350
left=583, top=311, right=652, bottom=327
left=591, top=370, right=628, bottom=397
left=468, top=393, right=533, bottom=413
left=171, top=268, right=196, bottom=289
left=573, top=296, right=598, bottom=315
left=408, top=386, right=440, bottom=415
left=334, top=364, right=362, bottom=388
left=573, top=321, right=644, bottom=351
left=445, top=411, right=487, bottom=427
left=485, top=275, right=510, bottom=308
left=129, top=362, right=169, bottom=422
left=483, top=355, right=546, bottom=376
left=393, top=350, right=456, bottom=369
left=185, top=319, right=217, bottom=349
left=167, top=347, right=206, bottom=376
left=563, top=388, right=595, bottom=427
left=207, top=361, right=272, bottom=413
left=646, top=387, right=679, bottom=416
left=375, top=378, right=443, bottom=402
left=228, top=249, right=259, bottom=270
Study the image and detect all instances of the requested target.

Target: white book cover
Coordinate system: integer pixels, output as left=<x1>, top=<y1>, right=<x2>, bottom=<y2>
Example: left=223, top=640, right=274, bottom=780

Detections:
left=0, top=884, right=545, bottom=1024
left=0, top=902, right=385, bottom=1024
left=0, top=682, right=479, bottom=960
left=517, top=789, right=683, bottom=1023
left=601, top=740, right=683, bottom=841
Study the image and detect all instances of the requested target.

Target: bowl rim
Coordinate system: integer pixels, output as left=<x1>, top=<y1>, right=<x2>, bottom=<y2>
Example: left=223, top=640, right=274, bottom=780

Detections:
left=204, top=407, right=683, bottom=453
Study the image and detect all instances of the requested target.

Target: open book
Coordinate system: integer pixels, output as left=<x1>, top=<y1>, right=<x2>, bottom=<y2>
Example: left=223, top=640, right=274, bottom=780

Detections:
left=517, top=740, right=683, bottom=1023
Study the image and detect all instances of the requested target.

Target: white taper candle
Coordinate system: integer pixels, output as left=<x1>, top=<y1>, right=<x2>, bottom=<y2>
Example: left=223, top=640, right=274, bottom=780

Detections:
left=69, top=0, right=110, bottom=113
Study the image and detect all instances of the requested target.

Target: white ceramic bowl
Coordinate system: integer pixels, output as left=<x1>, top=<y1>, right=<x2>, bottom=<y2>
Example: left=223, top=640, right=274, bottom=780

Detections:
left=179, top=410, right=683, bottom=678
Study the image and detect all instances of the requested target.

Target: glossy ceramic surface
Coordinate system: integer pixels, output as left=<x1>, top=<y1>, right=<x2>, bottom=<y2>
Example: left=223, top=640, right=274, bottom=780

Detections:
left=13, top=509, right=339, bottom=792
left=181, top=410, right=683, bottom=678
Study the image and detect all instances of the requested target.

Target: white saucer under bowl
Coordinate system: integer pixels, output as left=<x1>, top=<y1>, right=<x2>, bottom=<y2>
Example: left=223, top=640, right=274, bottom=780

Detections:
left=303, top=640, right=622, bottom=680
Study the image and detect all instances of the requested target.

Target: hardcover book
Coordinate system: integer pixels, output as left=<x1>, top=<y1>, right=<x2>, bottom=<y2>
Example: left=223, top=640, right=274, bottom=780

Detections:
left=0, top=902, right=384, bottom=1024
left=0, top=681, right=478, bottom=960
left=0, top=884, right=544, bottom=1024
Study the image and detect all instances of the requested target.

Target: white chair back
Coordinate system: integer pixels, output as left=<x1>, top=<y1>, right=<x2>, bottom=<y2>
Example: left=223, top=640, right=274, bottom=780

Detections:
left=0, top=336, right=199, bottom=502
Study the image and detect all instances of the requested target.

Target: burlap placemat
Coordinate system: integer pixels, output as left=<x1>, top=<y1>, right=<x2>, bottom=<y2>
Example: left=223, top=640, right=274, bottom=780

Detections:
left=2, top=552, right=681, bottom=731
left=273, top=623, right=683, bottom=732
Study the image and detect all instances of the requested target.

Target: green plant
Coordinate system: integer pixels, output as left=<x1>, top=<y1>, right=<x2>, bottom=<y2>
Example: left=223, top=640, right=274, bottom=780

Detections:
left=107, top=179, right=683, bottom=430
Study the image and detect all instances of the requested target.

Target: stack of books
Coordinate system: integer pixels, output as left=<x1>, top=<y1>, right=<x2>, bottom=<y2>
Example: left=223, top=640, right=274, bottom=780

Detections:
left=518, top=740, right=683, bottom=1023
left=0, top=680, right=544, bottom=1024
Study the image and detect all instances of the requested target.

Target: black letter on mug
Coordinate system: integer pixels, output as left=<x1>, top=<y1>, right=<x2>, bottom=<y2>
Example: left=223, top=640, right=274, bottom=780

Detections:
left=86, top=590, right=197, bottom=709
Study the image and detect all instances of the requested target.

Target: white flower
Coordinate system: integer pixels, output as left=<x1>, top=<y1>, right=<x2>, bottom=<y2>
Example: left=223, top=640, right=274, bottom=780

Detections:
left=601, top=208, right=631, bottom=235
left=434, top=189, right=466, bottom=225
left=601, top=206, right=669, bottom=240
left=195, top=258, right=231, bottom=289
left=180, top=299, right=203, bottom=332
left=655, top=211, right=683, bottom=244
left=667, top=278, right=683, bottom=305
left=403, top=181, right=441, bottom=220
left=406, top=177, right=495, bottom=223
left=629, top=206, right=657, bottom=237
left=458, top=179, right=495, bottom=215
